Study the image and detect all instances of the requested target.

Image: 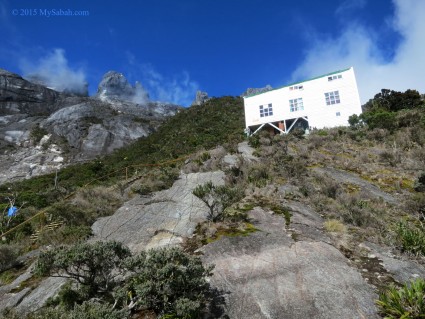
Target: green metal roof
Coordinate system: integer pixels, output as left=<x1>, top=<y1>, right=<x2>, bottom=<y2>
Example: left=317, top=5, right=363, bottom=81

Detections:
left=244, top=67, right=352, bottom=99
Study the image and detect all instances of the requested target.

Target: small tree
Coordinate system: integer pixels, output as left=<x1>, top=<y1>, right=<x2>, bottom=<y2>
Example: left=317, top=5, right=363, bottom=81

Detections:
left=193, top=182, right=243, bottom=222
left=34, top=241, right=131, bottom=299
left=348, top=114, right=362, bottom=128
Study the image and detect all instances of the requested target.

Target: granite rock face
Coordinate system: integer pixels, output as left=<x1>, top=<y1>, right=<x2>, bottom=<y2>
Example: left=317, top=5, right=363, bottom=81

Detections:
left=0, top=69, right=60, bottom=116
left=241, top=84, right=273, bottom=97
left=91, top=171, right=226, bottom=252
left=0, top=69, right=181, bottom=182
left=192, top=90, right=210, bottom=106
left=96, top=71, right=150, bottom=105
left=201, top=207, right=380, bottom=319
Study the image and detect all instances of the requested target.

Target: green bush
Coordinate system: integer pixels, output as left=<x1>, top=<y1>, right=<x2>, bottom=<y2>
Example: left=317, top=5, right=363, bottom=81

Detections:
left=363, top=89, right=423, bottom=113
left=395, top=221, right=425, bottom=256
left=247, top=164, right=270, bottom=187
left=0, top=244, right=20, bottom=272
left=414, top=172, right=425, bottom=192
left=30, top=125, right=49, bottom=144
left=348, top=114, right=362, bottom=128
left=36, top=225, right=92, bottom=246
left=376, top=278, right=425, bottom=319
left=117, top=247, right=214, bottom=318
left=361, top=111, right=398, bottom=131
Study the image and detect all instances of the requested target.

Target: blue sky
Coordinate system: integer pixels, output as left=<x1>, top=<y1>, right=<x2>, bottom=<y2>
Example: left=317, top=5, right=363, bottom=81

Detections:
left=1, top=0, right=424, bottom=106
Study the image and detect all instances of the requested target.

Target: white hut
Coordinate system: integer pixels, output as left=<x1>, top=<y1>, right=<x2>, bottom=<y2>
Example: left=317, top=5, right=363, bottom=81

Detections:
left=243, top=67, right=362, bottom=135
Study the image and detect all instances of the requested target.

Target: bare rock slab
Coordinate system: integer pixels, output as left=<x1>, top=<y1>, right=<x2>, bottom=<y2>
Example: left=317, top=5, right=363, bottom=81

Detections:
left=360, top=242, right=425, bottom=284
left=92, top=171, right=225, bottom=252
left=202, top=208, right=379, bottom=319
left=15, top=277, right=67, bottom=314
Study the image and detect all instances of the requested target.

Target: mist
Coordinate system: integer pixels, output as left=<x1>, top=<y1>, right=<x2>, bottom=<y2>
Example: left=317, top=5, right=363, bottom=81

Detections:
left=19, top=49, right=88, bottom=95
left=126, top=52, right=199, bottom=106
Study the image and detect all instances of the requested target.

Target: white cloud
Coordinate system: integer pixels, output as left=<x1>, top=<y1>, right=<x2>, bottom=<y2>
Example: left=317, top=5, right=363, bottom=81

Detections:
left=19, top=49, right=87, bottom=94
left=126, top=52, right=199, bottom=106
left=150, top=70, right=199, bottom=107
left=291, top=0, right=425, bottom=104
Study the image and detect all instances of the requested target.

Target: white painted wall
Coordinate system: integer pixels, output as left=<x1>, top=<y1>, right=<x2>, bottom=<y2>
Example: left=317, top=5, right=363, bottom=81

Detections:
left=244, top=67, right=362, bottom=131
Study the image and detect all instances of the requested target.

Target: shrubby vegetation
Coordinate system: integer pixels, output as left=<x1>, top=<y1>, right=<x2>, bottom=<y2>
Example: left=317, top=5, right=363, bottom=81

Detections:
left=32, top=241, right=213, bottom=318
left=349, top=89, right=424, bottom=132
left=395, top=221, right=425, bottom=257
left=193, top=182, right=244, bottom=222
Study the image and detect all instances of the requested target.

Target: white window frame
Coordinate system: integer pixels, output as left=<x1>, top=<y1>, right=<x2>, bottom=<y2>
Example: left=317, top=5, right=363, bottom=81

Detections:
left=328, top=74, right=342, bottom=81
left=325, top=91, right=341, bottom=105
left=289, top=85, right=304, bottom=91
left=259, top=103, right=273, bottom=117
left=289, top=98, right=304, bottom=112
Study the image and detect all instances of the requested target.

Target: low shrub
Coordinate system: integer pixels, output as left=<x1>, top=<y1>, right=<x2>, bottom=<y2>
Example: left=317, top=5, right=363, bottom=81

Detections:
left=414, top=172, right=425, bottom=192
left=0, top=244, right=20, bottom=272
left=117, top=247, right=214, bottom=318
left=247, top=164, right=270, bottom=187
left=28, top=302, right=128, bottom=319
left=36, top=225, right=92, bottom=246
left=395, top=221, right=425, bottom=256
left=324, top=219, right=347, bottom=233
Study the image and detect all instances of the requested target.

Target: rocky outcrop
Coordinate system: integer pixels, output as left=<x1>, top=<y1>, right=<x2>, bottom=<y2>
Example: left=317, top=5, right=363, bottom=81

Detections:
left=241, top=84, right=273, bottom=97
left=25, top=74, right=89, bottom=97
left=192, top=90, right=210, bottom=106
left=237, top=141, right=258, bottom=162
left=0, top=69, right=60, bottom=116
left=91, top=171, right=225, bottom=252
left=314, top=167, right=398, bottom=205
left=0, top=263, right=66, bottom=315
left=43, top=100, right=152, bottom=159
left=4, top=145, right=425, bottom=316
left=96, top=71, right=150, bottom=105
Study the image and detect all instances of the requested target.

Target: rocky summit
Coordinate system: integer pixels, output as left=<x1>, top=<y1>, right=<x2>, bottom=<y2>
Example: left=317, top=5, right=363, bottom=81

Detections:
left=0, top=69, right=181, bottom=183
left=96, top=71, right=150, bottom=104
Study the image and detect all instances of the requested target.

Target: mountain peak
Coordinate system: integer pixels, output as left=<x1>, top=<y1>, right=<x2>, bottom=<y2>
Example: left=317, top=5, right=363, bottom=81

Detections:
left=96, top=71, right=149, bottom=104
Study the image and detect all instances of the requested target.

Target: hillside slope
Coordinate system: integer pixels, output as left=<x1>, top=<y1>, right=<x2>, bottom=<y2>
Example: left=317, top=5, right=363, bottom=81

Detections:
left=1, top=92, right=425, bottom=318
